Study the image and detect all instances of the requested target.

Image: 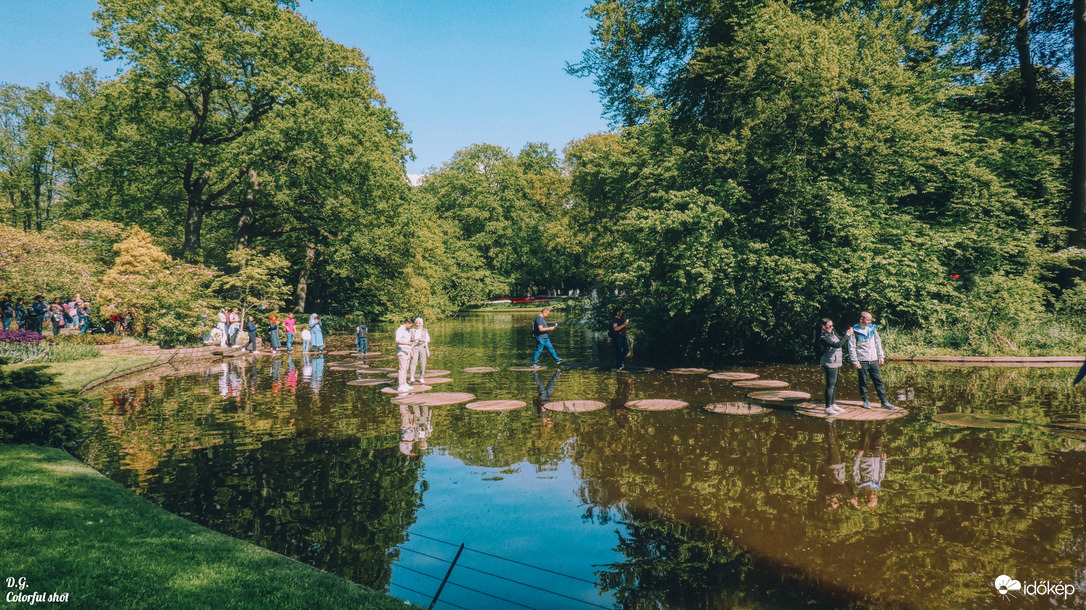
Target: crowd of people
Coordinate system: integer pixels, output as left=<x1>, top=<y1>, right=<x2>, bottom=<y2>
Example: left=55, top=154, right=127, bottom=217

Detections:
left=1, top=293, right=95, bottom=336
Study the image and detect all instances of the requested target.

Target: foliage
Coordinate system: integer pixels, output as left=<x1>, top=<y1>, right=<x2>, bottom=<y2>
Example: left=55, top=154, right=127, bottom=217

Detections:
left=0, top=220, right=126, bottom=302
left=211, top=246, right=291, bottom=320
left=96, top=226, right=218, bottom=348
left=0, top=340, right=101, bottom=365
left=0, top=357, right=84, bottom=446
left=0, top=83, right=63, bottom=231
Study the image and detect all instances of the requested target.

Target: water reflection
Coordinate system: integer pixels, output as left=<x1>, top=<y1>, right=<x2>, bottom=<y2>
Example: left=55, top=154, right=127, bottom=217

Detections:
left=75, top=313, right=1086, bottom=609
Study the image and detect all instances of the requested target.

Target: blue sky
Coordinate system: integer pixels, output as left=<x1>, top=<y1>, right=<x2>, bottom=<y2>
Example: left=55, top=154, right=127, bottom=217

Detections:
left=0, top=0, right=610, bottom=177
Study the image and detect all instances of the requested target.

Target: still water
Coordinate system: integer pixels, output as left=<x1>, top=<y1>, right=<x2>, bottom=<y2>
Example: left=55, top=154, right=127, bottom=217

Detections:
left=76, top=311, right=1086, bottom=609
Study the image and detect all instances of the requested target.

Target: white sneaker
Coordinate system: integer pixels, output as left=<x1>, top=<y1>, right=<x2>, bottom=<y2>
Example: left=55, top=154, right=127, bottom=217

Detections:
left=419, top=378, right=426, bottom=384
left=409, top=378, right=416, bottom=383
left=397, top=384, right=413, bottom=392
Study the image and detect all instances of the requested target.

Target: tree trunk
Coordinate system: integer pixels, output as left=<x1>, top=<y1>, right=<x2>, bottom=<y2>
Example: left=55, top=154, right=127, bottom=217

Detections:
left=1072, top=0, right=1086, bottom=247
left=1016, top=0, right=1038, bottom=115
left=235, top=169, right=259, bottom=247
left=295, top=242, right=317, bottom=313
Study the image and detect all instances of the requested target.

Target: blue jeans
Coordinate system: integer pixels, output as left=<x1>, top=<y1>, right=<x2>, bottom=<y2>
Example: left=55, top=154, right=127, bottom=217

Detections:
left=286, top=332, right=294, bottom=351
left=857, top=361, right=889, bottom=404
left=357, top=337, right=367, bottom=353
left=612, top=335, right=628, bottom=369
left=823, top=365, right=840, bottom=408
left=532, top=336, right=560, bottom=365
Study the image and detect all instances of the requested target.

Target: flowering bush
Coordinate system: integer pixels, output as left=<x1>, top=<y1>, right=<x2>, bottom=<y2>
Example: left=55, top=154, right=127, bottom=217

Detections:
left=0, top=330, right=43, bottom=346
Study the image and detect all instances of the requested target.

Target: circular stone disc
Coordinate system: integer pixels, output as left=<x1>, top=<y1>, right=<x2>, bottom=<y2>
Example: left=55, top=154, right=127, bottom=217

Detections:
left=349, top=369, right=390, bottom=376
left=1040, top=423, right=1086, bottom=441
left=466, top=400, right=527, bottom=412
left=380, top=384, right=432, bottom=394
left=747, top=390, right=811, bottom=403
left=794, top=400, right=908, bottom=420
left=360, top=351, right=381, bottom=356
left=707, top=372, right=760, bottom=381
left=422, top=370, right=451, bottom=376
left=391, top=392, right=476, bottom=406
left=418, top=377, right=454, bottom=384
left=346, top=379, right=392, bottom=386
left=667, top=368, right=711, bottom=375
left=328, top=366, right=359, bottom=371
left=625, top=399, right=689, bottom=411
left=510, top=366, right=547, bottom=372
left=733, top=379, right=790, bottom=389
left=462, top=367, right=500, bottom=373
left=932, top=412, right=1021, bottom=429
left=705, top=402, right=771, bottom=415
left=543, top=400, right=606, bottom=413
left=329, top=350, right=356, bottom=356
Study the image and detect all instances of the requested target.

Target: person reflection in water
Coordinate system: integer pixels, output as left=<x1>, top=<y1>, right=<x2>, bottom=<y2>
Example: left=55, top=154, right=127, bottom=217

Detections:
left=399, top=404, right=432, bottom=459
left=532, top=369, right=561, bottom=428
left=851, top=422, right=887, bottom=509
left=815, top=420, right=855, bottom=512
left=609, top=370, right=633, bottom=428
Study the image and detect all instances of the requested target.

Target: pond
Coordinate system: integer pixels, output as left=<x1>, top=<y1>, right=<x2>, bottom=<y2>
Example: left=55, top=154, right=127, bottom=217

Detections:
left=75, top=311, right=1086, bottom=609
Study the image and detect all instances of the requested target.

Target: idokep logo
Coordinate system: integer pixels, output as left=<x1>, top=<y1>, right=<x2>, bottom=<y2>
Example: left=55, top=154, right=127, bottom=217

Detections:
left=994, top=575, right=1077, bottom=601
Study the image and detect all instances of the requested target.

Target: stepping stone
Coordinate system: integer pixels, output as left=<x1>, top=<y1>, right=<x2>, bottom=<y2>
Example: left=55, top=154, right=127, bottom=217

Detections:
left=466, top=400, right=527, bottom=412
left=328, top=366, right=359, bottom=371
left=347, top=379, right=392, bottom=386
left=360, top=351, right=381, bottom=356
left=705, top=402, right=771, bottom=415
left=391, top=392, right=476, bottom=406
left=329, top=350, right=355, bottom=356
left=931, top=412, right=1020, bottom=429
left=747, top=390, right=811, bottom=404
left=1040, top=422, right=1086, bottom=441
left=667, top=368, right=711, bottom=374
left=708, top=372, right=760, bottom=381
left=417, top=377, right=453, bottom=384
left=510, top=366, right=546, bottom=371
left=794, top=400, right=908, bottom=420
left=625, top=399, right=688, bottom=411
left=351, top=369, right=390, bottom=376
left=387, top=370, right=453, bottom=378
left=733, top=379, right=789, bottom=389
left=462, top=367, right=500, bottom=373
left=543, top=400, right=606, bottom=413
left=381, top=384, right=432, bottom=394
left=422, top=370, right=451, bottom=376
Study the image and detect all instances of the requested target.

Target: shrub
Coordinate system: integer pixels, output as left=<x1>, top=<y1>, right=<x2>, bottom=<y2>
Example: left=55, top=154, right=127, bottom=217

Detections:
left=0, top=357, right=85, bottom=446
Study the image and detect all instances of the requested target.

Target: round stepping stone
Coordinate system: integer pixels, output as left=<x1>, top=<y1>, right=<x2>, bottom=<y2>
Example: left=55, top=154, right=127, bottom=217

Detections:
left=360, top=351, right=381, bottom=356
left=510, top=366, right=546, bottom=372
left=347, top=378, right=392, bottom=386
left=417, top=377, right=453, bottom=384
left=351, top=369, right=390, bottom=376
left=381, top=384, right=432, bottom=394
left=667, top=368, right=711, bottom=374
left=708, top=372, right=760, bottom=381
left=391, top=392, right=476, bottom=406
left=328, top=366, right=359, bottom=371
left=466, top=400, right=527, bottom=412
left=329, top=350, right=356, bottom=356
left=462, top=367, right=500, bottom=373
left=1040, top=422, right=1086, bottom=441
left=705, top=402, right=771, bottom=415
left=625, top=399, right=688, bottom=411
left=733, top=379, right=789, bottom=389
left=747, top=390, right=811, bottom=404
left=932, top=412, right=1020, bottom=429
left=794, top=400, right=908, bottom=420
left=543, top=400, right=606, bottom=413
left=422, top=369, right=451, bottom=376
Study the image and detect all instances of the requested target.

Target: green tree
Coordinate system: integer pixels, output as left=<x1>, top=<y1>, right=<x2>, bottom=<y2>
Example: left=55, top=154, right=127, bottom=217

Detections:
left=211, top=246, right=291, bottom=320
left=0, top=84, right=63, bottom=231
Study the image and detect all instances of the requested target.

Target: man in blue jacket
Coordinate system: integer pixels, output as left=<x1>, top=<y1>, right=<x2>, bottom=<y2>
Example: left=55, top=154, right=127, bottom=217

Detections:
left=846, top=311, right=895, bottom=409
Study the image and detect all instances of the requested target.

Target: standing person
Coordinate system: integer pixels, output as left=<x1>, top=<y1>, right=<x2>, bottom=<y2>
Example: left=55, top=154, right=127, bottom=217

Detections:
left=14, top=298, right=27, bottom=331
left=301, top=324, right=312, bottom=354
left=64, top=298, right=78, bottom=329
left=530, top=307, right=562, bottom=367
left=395, top=318, right=415, bottom=392
left=409, top=317, right=431, bottom=384
left=227, top=308, right=241, bottom=346
left=216, top=309, right=228, bottom=347
left=309, top=314, right=324, bottom=352
left=355, top=318, right=368, bottom=355
left=78, top=301, right=91, bottom=334
left=48, top=298, right=65, bottom=336
left=243, top=315, right=258, bottom=353
left=283, top=313, right=296, bottom=352
left=609, top=308, right=630, bottom=371
left=817, top=318, right=853, bottom=416
left=29, top=295, right=47, bottom=334
left=846, top=311, right=895, bottom=409
left=268, top=314, right=281, bottom=355
left=1, top=295, right=13, bottom=331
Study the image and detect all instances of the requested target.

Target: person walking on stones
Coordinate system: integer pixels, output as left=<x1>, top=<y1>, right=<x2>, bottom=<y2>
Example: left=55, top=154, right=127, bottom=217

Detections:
left=610, top=308, right=630, bottom=371
left=301, top=324, right=312, bottom=354
left=216, top=309, right=228, bottom=347
left=409, top=317, right=431, bottom=384
left=283, top=313, right=296, bottom=352
left=268, top=314, right=281, bottom=355
left=847, top=311, right=895, bottom=409
left=530, top=307, right=562, bottom=367
left=309, top=313, right=324, bottom=352
left=355, top=318, right=368, bottom=355
left=244, top=315, right=259, bottom=353
left=227, top=308, right=241, bottom=346
left=395, top=317, right=415, bottom=392
left=817, top=318, right=852, bottom=416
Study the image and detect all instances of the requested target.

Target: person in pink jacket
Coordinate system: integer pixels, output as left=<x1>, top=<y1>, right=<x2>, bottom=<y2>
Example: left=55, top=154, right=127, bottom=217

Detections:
left=283, top=313, right=297, bottom=352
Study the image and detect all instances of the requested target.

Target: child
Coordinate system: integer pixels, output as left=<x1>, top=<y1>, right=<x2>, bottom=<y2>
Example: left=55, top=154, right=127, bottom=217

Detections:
left=301, top=325, right=312, bottom=354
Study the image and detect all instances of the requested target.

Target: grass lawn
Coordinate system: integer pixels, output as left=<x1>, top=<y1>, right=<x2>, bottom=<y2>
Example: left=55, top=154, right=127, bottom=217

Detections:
left=0, top=444, right=420, bottom=610
left=6, top=355, right=159, bottom=392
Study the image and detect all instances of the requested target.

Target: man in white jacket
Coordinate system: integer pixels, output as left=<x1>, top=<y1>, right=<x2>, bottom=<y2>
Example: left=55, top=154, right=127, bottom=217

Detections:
left=846, top=311, right=895, bottom=409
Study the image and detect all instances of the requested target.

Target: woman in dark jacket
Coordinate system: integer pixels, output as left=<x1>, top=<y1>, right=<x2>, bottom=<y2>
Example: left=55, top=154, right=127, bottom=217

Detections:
left=818, top=318, right=852, bottom=416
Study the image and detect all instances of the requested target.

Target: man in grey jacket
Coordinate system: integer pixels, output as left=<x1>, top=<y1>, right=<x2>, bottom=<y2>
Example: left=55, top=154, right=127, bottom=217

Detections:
left=847, top=311, right=895, bottom=409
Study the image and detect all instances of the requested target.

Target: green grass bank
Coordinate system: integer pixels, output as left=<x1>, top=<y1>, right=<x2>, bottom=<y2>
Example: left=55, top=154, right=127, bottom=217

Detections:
left=0, top=444, right=420, bottom=610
